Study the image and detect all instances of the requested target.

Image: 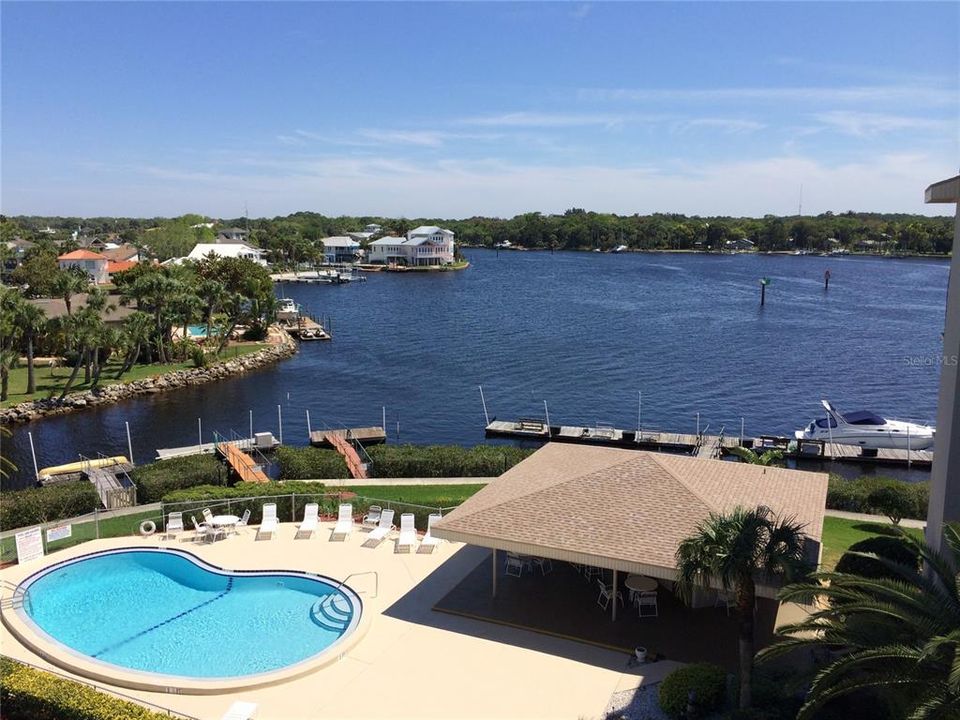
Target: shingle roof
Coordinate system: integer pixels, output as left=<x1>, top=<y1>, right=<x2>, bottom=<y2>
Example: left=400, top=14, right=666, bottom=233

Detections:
left=321, top=236, right=361, bottom=248
left=106, top=260, right=137, bottom=274
left=433, top=444, right=827, bottom=583
left=58, top=249, right=106, bottom=261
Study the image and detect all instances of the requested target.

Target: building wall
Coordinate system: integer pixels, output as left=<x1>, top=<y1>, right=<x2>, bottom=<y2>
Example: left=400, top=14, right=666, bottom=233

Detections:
left=58, top=259, right=108, bottom=284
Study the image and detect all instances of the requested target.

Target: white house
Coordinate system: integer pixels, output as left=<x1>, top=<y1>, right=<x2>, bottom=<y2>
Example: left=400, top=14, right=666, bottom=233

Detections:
left=320, top=236, right=361, bottom=264
left=367, top=226, right=455, bottom=266
left=57, top=249, right=109, bottom=284
left=186, top=242, right=267, bottom=266
left=216, top=227, right=249, bottom=243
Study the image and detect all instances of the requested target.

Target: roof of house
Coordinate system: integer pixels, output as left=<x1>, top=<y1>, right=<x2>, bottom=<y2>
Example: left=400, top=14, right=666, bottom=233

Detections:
left=408, top=225, right=450, bottom=236
left=369, top=235, right=440, bottom=247
left=219, top=227, right=248, bottom=234
left=100, top=244, right=140, bottom=262
left=432, top=443, right=828, bottom=592
left=321, top=236, right=361, bottom=248
left=28, top=294, right=135, bottom=323
left=57, top=249, right=106, bottom=261
left=186, top=243, right=265, bottom=260
left=106, top=260, right=137, bottom=274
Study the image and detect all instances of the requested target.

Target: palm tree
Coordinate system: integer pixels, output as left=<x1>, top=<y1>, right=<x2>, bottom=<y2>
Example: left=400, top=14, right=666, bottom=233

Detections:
left=115, top=311, right=153, bottom=379
left=675, top=505, right=809, bottom=710
left=728, top=446, right=785, bottom=466
left=16, top=301, right=48, bottom=395
left=0, top=288, right=23, bottom=402
left=0, top=425, right=17, bottom=480
left=760, top=525, right=960, bottom=719
left=51, top=267, right=87, bottom=316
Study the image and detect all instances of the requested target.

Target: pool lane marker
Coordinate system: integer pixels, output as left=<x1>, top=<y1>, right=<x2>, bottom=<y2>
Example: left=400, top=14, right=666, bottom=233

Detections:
left=91, top=577, right=235, bottom=659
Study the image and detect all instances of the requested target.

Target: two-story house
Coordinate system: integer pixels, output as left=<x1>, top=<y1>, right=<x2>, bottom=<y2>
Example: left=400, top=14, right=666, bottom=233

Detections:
left=367, top=226, right=455, bottom=266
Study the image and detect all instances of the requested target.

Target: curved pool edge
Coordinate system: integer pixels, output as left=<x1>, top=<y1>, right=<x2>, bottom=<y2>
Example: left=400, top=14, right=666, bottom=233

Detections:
left=1, top=546, right=373, bottom=695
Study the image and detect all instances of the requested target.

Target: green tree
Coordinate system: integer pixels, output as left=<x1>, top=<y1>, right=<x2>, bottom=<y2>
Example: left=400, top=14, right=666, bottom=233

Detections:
left=675, top=505, right=809, bottom=710
left=867, top=483, right=916, bottom=525
left=728, top=446, right=785, bottom=466
left=15, top=301, right=48, bottom=395
left=50, top=266, right=89, bottom=315
left=115, top=311, right=153, bottom=378
left=761, top=526, right=960, bottom=719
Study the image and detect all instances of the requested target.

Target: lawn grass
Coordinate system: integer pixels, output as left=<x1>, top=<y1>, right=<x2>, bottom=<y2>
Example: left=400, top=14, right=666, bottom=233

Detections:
left=343, top=484, right=486, bottom=508
left=1, top=343, right=267, bottom=408
left=820, top=515, right=922, bottom=570
left=0, top=508, right=163, bottom=563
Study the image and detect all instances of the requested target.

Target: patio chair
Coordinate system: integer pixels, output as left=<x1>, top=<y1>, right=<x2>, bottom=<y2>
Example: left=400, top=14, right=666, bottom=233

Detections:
left=395, top=513, right=416, bottom=553
left=233, top=509, right=251, bottom=534
left=361, top=505, right=382, bottom=530
left=257, top=503, right=278, bottom=540
left=295, top=503, right=319, bottom=539
left=596, top=579, right=624, bottom=611
left=220, top=700, right=258, bottom=720
left=531, top=556, right=553, bottom=575
left=504, top=552, right=526, bottom=577
left=331, top=503, right=353, bottom=540
left=164, top=511, right=184, bottom=540
left=636, top=590, right=659, bottom=618
left=418, top=513, right=443, bottom=553
left=582, top=565, right=601, bottom=581
left=202, top=508, right=214, bottom=525
left=191, top=516, right=213, bottom=543
left=363, top=509, right=395, bottom=547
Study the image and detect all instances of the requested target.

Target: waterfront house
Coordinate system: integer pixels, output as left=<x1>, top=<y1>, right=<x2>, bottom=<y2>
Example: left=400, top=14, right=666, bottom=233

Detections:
left=320, top=236, right=361, bottom=264
left=368, top=226, right=455, bottom=266
left=57, top=249, right=109, bottom=284
left=217, top=227, right=249, bottom=243
left=725, top=238, right=755, bottom=251
left=186, top=242, right=267, bottom=266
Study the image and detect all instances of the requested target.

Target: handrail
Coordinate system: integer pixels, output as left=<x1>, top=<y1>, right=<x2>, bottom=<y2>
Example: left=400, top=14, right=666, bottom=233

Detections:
left=0, top=579, right=31, bottom=611
left=334, top=571, right=378, bottom=599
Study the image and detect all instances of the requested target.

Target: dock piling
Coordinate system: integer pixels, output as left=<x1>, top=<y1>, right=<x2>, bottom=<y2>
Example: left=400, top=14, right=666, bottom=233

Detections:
left=306, top=409, right=312, bottom=436
left=277, top=404, right=283, bottom=445
left=479, top=385, right=490, bottom=426
left=198, top=418, right=202, bottom=453
left=28, top=431, right=39, bottom=481
left=125, top=421, right=134, bottom=465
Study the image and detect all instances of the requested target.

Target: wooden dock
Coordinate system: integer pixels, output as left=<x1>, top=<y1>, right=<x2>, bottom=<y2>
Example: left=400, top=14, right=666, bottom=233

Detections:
left=284, top=316, right=331, bottom=341
left=218, top=442, right=270, bottom=483
left=309, top=427, right=387, bottom=446
left=155, top=436, right=278, bottom=460
left=485, top=419, right=932, bottom=469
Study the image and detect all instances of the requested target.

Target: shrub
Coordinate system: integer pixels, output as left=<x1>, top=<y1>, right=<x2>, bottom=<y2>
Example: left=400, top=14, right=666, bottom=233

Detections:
left=658, top=663, right=728, bottom=719
left=867, top=483, right=915, bottom=525
left=826, top=475, right=927, bottom=520
left=366, top=444, right=533, bottom=478
left=0, top=657, right=171, bottom=719
left=131, top=454, right=224, bottom=503
left=0, top=482, right=100, bottom=532
left=189, top=344, right=207, bottom=368
left=834, top=535, right=920, bottom=580
left=162, top=481, right=334, bottom=525
left=275, top=446, right=349, bottom=480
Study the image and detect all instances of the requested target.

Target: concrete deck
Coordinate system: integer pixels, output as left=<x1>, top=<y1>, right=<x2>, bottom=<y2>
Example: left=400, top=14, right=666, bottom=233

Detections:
left=1, top=521, right=660, bottom=719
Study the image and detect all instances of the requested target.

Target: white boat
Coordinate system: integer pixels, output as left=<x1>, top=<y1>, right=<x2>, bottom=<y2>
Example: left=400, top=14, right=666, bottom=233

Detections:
left=611, top=245, right=629, bottom=253
left=794, top=400, right=935, bottom=450
left=276, top=298, right=299, bottom=321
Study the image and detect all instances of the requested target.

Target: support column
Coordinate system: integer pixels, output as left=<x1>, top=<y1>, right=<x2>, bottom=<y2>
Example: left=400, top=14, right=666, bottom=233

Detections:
left=612, top=569, right=618, bottom=622
left=924, top=175, right=960, bottom=552
left=492, top=549, right=497, bottom=597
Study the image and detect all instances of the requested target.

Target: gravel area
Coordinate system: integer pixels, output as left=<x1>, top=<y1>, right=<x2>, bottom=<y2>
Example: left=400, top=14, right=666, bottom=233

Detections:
left=603, top=684, right=670, bottom=720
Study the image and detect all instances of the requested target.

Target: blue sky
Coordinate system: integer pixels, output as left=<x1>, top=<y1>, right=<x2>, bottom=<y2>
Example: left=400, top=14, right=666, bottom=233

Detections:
left=2, top=2, right=957, bottom=218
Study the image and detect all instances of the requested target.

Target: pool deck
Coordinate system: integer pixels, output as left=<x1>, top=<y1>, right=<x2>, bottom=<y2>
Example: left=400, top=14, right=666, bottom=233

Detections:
left=0, top=522, right=679, bottom=719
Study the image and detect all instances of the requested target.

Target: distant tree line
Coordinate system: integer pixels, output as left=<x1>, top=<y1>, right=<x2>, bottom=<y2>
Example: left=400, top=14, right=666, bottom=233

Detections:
left=3, top=208, right=954, bottom=257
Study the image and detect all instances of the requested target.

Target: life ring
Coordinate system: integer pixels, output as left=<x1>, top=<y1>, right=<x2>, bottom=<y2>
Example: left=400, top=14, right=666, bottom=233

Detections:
left=139, top=520, right=156, bottom=536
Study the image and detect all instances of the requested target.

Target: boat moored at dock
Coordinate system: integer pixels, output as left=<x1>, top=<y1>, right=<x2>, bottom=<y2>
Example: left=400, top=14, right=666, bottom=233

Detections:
left=795, top=400, right=935, bottom=450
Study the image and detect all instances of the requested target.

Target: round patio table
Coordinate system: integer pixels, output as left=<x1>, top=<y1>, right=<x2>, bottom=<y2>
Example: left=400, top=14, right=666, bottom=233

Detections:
left=624, top=574, right=658, bottom=593
left=210, top=515, right=240, bottom=527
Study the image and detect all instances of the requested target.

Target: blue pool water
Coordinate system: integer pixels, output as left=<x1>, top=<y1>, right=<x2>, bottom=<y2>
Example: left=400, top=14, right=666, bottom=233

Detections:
left=21, top=549, right=360, bottom=679
left=186, top=325, right=220, bottom=337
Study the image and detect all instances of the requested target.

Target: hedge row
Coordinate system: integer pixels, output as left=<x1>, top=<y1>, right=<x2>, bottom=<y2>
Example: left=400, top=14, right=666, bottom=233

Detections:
left=0, top=482, right=100, bottom=532
left=659, top=663, right=729, bottom=719
left=366, top=444, right=534, bottom=478
left=0, top=657, right=171, bottom=720
left=826, top=475, right=929, bottom=521
left=275, top=446, right=349, bottom=480
left=130, top=454, right=225, bottom=503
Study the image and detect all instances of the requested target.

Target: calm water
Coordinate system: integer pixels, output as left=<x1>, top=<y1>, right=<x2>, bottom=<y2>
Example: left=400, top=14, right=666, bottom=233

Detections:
left=4, top=250, right=949, bottom=486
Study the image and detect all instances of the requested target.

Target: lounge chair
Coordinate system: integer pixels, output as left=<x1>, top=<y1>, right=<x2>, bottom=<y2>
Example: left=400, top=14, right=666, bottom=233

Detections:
left=637, top=590, right=659, bottom=618
left=165, top=511, right=184, bottom=540
left=191, top=516, right=213, bottom=543
left=257, top=503, right=278, bottom=540
left=504, top=553, right=526, bottom=577
left=363, top=509, right=395, bottom=547
left=233, top=509, right=251, bottom=534
left=418, top=513, right=442, bottom=553
left=395, top=513, right=416, bottom=553
left=531, top=556, right=553, bottom=575
left=220, top=700, right=258, bottom=720
left=596, top=579, right=624, bottom=611
left=361, top=505, right=382, bottom=530
left=295, top=503, right=319, bottom=539
left=202, top=508, right=214, bottom=525
left=331, top=503, right=353, bottom=540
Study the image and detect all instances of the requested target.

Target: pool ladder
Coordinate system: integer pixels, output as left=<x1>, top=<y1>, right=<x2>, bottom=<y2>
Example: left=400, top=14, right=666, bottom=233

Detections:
left=335, top=571, right=378, bottom=599
left=0, top=579, right=31, bottom=612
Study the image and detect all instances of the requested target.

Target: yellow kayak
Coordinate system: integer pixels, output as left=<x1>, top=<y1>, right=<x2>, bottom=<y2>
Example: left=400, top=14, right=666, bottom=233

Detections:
left=38, top=456, right=130, bottom=478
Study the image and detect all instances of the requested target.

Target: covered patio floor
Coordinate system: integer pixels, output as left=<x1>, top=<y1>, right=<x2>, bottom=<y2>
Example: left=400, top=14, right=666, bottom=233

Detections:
left=433, top=552, right=781, bottom=673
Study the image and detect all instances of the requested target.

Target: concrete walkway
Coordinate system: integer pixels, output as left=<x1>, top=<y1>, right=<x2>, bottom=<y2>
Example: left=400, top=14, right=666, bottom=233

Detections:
left=825, top=509, right=925, bottom=529
left=303, top=477, right=495, bottom=487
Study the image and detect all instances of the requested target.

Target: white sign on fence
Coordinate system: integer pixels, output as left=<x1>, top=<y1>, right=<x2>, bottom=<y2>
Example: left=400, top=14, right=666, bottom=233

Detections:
left=46, top=524, right=72, bottom=543
left=14, top=527, right=44, bottom=564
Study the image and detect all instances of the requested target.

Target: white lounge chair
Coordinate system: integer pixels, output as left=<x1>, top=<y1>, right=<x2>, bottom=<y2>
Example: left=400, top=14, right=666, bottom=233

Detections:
left=596, top=579, right=624, bottom=611
left=191, top=516, right=213, bottom=543
left=331, top=503, right=353, bottom=540
left=296, top=503, right=319, bottom=539
left=220, top=700, right=258, bottom=720
left=395, top=513, right=416, bottom=553
left=165, top=511, right=184, bottom=540
left=418, top=513, right=442, bottom=553
left=233, top=508, right=251, bottom=534
left=257, top=503, right=278, bottom=540
left=361, top=505, right=382, bottom=530
left=202, top=508, right=214, bottom=525
left=363, top=509, right=395, bottom=547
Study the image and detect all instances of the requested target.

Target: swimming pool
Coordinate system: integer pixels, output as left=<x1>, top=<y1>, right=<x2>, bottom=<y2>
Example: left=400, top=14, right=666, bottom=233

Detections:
left=15, top=548, right=362, bottom=684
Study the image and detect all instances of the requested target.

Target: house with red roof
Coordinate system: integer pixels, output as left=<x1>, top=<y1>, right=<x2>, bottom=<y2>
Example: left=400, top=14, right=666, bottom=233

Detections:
left=57, top=249, right=109, bottom=284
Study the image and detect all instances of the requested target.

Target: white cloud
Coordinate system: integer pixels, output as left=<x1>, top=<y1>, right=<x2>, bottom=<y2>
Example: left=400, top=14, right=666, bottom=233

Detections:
left=671, top=118, right=766, bottom=134
left=457, top=111, right=628, bottom=128
left=811, top=111, right=953, bottom=138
